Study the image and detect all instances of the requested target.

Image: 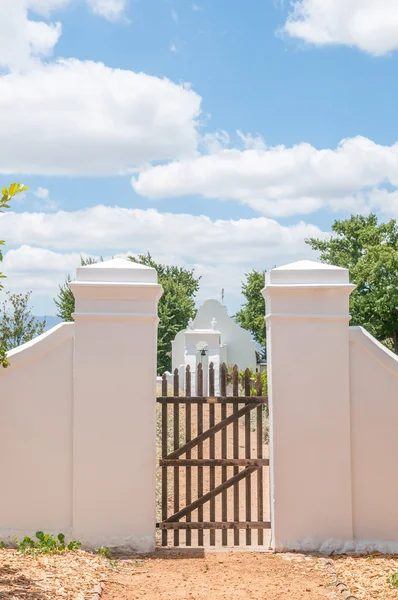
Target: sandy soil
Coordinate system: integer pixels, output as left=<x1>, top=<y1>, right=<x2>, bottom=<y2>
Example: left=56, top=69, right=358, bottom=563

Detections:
left=102, top=552, right=340, bottom=600
left=332, top=553, right=398, bottom=599
left=0, top=548, right=105, bottom=599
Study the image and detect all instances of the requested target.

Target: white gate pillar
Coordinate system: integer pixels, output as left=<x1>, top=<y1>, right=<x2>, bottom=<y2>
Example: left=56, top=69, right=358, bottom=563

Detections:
left=69, top=259, right=162, bottom=551
left=263, top=260, right=355, bottom=553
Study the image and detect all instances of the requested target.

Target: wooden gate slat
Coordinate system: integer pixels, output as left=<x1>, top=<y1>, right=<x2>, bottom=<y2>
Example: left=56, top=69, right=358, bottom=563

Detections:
left=160, top=458, right=269, bottom=467
left=185, top=366, right=192, bottom=546
left=166, top=402, right=259, bottom=460
left=173, top=368, right=180, bottom=547
left=159, top=521, right=271, bottom=530
left=209, top=363, right=216, bottom=546
left=220, top=363, right=228, bottom=546
left=161, top=373, right=168, bottom=547
left=244, top=368, right=252, bottom=546
left=232, top=365, right=240, bottom=546
left=197, top=363, right=204, bottom=546
left=157, top=396, right=267, bottom=404
left=165, top=465, right=259, bottom=523
left=256, top=372, right=264, bottom=546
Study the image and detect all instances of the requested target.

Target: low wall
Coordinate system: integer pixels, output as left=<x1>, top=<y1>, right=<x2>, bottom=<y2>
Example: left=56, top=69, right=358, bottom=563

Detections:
left=265, top=260, right=398, bottom=554
left=2, top=257, right=398, bottom=554
left=349, top=327, right=398, bottom=552
left=0, top=258, right=161, bottom=552
left=0, top=324, right=74, bottom=538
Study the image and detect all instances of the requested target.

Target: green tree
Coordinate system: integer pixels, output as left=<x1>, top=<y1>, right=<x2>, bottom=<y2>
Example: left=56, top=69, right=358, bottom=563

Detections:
left=54, top=253, right=200, bottom=374
left=0, top=291, right=46, bottom=351
left=235, top=270, right=266, bottom=357
left=54, top=257, right=100, bottom=321
left=0, top=183, right=28, bottom=367
left=306, top=213, right=398, bottom=352
left=129, top=253, right=200, bottom=374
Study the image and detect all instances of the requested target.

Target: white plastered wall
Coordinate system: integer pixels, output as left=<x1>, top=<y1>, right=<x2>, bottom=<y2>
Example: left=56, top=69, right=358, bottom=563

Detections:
left=349, top=327, right=398, bottom=552
left=0, top=258, right=162, bottom=552
left=0, top=324, right=74, bottom=538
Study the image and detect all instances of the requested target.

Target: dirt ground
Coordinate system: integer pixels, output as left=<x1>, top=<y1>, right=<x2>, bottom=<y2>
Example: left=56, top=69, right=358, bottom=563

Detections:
left=101, top=551, right=340, bottom=600
left=3, top=547, right=398, bottom=599
left=332, top=553, right=398, bottom=599
left=0, top=548, right=105, bottom=599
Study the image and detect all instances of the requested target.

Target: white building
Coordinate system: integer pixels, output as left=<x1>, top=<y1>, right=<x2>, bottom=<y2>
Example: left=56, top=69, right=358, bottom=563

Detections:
left=171, top=299, right=256, bottom=395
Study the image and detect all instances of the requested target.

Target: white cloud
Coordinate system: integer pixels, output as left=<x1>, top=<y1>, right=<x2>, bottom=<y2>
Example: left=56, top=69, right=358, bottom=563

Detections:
left=192, top=4, right=199, bottom=11
left=0, top=0, right=61, bottom=72
left=0, top=0, right=127, bottom=72
left=32, top=187, right=58, bottom=210
left=0, top=205, right=324, bottom=312
left=33, top=187, right=50, bottom=199
left=237, top=130, right=266, bottom=151
left=200, top=130, right=230, bottom=154
left=0, top=59, right=201, bottom=175
left=281, top=0, right=398, bottom=56
left=27, top=0, right=71, bottom=15
left=132, top=135, right=398, bottom=218
left=170, top=44, right=178, bottom=53
left=86, top=0, right=126, bottom=21
left=0, top=206, right=322, bottom=259
left=2, top=246, right=87, bottom=294
left=171, top=8, right=178, bottom=22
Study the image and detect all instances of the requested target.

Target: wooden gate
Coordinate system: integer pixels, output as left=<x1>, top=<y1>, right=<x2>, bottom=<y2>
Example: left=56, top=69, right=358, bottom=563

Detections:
left=156, top=363, right=270, bottom=547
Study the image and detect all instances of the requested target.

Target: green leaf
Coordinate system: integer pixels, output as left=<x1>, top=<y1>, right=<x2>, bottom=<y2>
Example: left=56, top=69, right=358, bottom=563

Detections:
left=306, top=214, right=398, bottom=352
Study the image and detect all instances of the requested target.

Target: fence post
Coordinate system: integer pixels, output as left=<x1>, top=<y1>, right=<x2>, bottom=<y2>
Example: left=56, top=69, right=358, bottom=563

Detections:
left=69, top=258, right=162, bottom=551
left=263, top=260, right=355, bottom=553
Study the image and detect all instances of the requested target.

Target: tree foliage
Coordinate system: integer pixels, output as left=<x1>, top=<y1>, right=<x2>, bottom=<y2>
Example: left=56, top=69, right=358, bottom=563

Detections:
left=54, top=253, right=200, bottom=374
left=0, top=291, right=46, bottom=352
left=306, top=213, right=398, bottom=352
left=234, top=270, right=266, bottom=357
left=129, top=253, right=200, bottom=374
left=54, top=257, right=101, bottom=321
left=0, top=183, right=28, bottom=367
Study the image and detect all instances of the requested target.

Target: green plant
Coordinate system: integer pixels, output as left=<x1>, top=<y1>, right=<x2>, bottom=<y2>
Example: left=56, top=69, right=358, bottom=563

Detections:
left=15, top=532, right=81, bottom=555
left=108, top=559, right=120, bottom=569
left=0, top=291, right=46, bottom=351
left=224, top=366, right=268, bottom=396
left=0, top=183, right=28, bottom=368
left=306, top=213, right=398, bottom=353
left=234, top=270, right=266, bottom=358
left=55, top=256, right=102, bottom=322
left=0, top=541, right=5, bottom=549
left=95, top=546, right=111, bottom=558
left=129, top=253, right=200, bottom=374
left=388, top=572, right=398, bottom=588
left=55, top=252, right=200, bottom=374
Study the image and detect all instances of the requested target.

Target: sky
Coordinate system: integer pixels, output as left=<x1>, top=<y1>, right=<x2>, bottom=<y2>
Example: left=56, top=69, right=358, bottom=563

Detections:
left=2, top=0, right=398, bottom=316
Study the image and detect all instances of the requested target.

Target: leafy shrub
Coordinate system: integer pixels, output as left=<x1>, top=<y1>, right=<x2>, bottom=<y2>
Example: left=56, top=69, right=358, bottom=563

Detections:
left=388, top=572, right=398, bottom=588
left=16, top=532, right=81, bottom=555
left=95, top=546, right=111, bottom=558
left=224, top=365, right=268, bottom=396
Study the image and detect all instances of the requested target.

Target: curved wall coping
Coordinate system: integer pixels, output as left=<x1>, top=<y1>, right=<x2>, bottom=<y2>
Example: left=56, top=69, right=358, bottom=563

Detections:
left=2, top=323, right=74, bottom=372
left=349, top=326, right=398, bottom=379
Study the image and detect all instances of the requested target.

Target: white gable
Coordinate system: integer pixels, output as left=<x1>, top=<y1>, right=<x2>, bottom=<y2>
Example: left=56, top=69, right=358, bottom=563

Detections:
left=171, top=299, right=256, bottom=394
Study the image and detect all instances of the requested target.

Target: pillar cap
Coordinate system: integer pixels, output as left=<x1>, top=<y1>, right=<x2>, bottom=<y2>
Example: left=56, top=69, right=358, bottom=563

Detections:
left=265, top=260, right=350, bottom=287
left=75, top=258, right=158, bottom=285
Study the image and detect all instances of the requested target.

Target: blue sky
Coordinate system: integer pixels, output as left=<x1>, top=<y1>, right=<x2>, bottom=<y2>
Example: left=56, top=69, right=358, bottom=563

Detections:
left=1, top=0, right=398, bottom=316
